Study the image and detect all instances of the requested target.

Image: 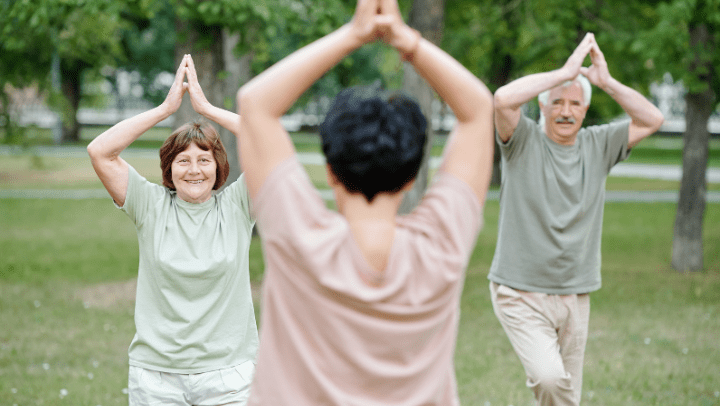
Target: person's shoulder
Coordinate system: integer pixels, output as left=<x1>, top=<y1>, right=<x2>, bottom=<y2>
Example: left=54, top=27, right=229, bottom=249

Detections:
left=126, top=164, right=167, bottom=196
left=580, top=119, right=630, bottom=135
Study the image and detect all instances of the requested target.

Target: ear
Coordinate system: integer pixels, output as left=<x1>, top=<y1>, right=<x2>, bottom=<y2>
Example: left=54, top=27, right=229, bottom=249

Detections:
left=325, top=164, right=340, bottom=187
left=401, top=178, right=415, bottom=192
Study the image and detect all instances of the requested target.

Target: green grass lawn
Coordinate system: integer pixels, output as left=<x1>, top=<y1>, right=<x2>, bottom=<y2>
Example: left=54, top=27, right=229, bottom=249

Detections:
left=2, top=126, right=720, bottom=405
left=1, top=197, right=719, bottom=405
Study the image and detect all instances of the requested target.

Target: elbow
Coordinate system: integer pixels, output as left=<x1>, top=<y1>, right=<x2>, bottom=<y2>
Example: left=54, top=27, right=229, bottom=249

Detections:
left=493, top=88, right=510, bottom=110
left=86, top=140, right=99, bottom=159
left=653, top=110, right=665, bottom=133
left=492, top=89, right=517, bottom=118
left=644, top=108, right=665, bottom=135
left=237, top=85, right=259, bottom=118
left=236, top=88, right=248, bottom=116
left=457, top=82, right=493, bottom=123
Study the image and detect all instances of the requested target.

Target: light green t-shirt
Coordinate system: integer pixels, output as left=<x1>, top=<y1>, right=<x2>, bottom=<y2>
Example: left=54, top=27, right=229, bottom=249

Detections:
left=488, top=115, right=629, bottom=294
left=119, top=166, right=258, bottom=373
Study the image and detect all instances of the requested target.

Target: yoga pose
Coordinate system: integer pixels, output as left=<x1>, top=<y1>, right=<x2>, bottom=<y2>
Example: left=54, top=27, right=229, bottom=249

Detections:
left=235, top=0, right=494, bottom=404
left=489, top=33, right=664, bottom=405
left=87, top=55, right=257, bottom=406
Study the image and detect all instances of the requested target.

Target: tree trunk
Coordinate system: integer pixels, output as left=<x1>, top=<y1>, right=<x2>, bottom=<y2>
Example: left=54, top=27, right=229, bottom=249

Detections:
left=60, top=62, right=83, bottom=143
left=174, top=20, right=224, bottom=128
left=220, top=30, right=253, bottom=187
left=488, top=53, right=514, bottom=187
left=398, top=0, right=445, bottom=214
left=174, top=21, right=252, bottom=188
left=671, top=22, right=715, bottom=272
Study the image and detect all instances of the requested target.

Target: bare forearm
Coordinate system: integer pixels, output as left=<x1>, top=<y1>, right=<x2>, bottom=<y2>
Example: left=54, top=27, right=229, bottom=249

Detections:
left=494, top=68, right=575, bottom=110
left=409, top=37, right=492, bottom=122
left=201, top=105, right=241, bottom=136
left=87, top=105, right=171, bottom=160
left=604, top=77, right=663, bottom=129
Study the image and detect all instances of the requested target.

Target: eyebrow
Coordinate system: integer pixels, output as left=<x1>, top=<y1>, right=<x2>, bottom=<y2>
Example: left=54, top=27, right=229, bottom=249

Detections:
left=176, top=152, right=214, bottom=159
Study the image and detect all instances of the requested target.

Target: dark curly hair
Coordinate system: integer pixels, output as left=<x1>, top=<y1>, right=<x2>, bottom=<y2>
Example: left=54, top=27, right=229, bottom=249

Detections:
left=319, top=86, right=427, bottom=202
left=159, top=120, right=230, bottom=191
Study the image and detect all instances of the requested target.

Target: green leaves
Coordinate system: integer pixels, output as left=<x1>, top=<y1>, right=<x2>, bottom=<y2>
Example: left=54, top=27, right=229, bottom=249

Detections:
left=639, top=0, right=720, bottom=97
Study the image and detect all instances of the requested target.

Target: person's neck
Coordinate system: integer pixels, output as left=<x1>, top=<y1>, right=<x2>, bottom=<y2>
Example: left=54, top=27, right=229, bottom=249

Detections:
left=339, top=191, right=401, bottom=225
left=544, top=129, right=578, bottom=146
left=337, top=189, right=403, bottom=273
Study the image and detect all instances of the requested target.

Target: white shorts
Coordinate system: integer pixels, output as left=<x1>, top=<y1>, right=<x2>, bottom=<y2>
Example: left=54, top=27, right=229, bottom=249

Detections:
left=128, top=360, right=255, bottom=406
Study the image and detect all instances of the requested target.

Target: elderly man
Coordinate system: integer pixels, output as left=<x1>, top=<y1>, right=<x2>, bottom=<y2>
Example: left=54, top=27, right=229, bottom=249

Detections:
left=489, top=33, right=664, bottom=406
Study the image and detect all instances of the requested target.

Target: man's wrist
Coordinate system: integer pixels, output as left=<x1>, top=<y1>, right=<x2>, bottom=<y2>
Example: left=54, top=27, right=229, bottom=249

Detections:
left=602, top=77, right=618, bottom=97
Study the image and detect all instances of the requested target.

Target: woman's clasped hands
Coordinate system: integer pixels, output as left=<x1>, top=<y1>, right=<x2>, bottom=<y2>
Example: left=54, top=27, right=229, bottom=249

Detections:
left=161, top=54, right=214, bottom=117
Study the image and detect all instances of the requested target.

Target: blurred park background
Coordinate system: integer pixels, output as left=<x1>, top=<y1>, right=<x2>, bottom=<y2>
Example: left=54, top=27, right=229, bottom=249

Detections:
left=1, top=0, right=719, bottom=405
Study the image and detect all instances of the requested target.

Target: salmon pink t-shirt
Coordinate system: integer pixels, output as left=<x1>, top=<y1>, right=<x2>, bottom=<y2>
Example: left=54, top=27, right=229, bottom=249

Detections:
left=249, top=158, right=483, bottom=406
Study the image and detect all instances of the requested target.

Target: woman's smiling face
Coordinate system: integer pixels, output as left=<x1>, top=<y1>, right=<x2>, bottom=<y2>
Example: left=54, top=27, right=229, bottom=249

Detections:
left=171, top=142, right=217, bottom=204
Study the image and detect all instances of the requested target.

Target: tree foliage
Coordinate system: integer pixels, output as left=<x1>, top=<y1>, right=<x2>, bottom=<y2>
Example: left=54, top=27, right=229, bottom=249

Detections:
left=638, top=0, right=720, bottom=96
left=636, top=0, right=719, bottom=271
left=443, top=0, right=661, bottom=124
left=0, top=0, right=153, bottom=142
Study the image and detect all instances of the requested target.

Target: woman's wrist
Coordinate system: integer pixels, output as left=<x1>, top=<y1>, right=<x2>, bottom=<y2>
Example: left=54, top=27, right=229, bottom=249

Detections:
left=158, top=102, right=178, bottom=120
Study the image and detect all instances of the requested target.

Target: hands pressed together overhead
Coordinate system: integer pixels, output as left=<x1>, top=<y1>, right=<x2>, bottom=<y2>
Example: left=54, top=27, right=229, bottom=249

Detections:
left=161, top=54, right=213, bottom=117
left=562, top=32, right=612, bottom=89
left=349, top=0, right=420, bottom=55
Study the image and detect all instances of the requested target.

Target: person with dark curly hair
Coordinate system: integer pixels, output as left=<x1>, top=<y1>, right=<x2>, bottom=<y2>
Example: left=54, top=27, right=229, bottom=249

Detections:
left=87, top=54, right=258, bottom=405
left=235, top=0, right=494, bottom=404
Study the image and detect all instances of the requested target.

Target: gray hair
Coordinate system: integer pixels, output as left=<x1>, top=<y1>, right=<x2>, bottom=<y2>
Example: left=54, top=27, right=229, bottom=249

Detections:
left=538, top=74, right=592, bottom=129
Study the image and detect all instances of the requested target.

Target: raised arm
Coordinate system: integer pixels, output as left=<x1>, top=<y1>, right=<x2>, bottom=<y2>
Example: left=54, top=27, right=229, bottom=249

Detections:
left=87, top=55, right=189, bottom=206
left=580, top=41, right=664, bottom=148
left=494, top=33, right=595, bottom=142
left=185, top=55, right=242, bottom=135
left=236, top=0, right=380, bottom=198
left=378, top=0, right=494, bottom=202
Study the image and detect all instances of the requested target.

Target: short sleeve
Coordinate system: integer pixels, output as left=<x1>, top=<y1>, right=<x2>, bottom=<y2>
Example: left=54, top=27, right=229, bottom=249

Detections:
left=497, top=115, right=535, bottom=162
left=584, top=120, right=630, bottom=173
left=218, top=174, right=255, bottom=224
left=402, top=172, right=484, bottom=267
left=118, top=165, right=167, bottom=228
left=253, top=158, right=332, bottom=243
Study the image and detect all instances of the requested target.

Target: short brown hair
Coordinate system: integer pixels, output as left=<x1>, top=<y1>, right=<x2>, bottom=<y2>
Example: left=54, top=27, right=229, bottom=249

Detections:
left=159, top=120, right=230, bottom=191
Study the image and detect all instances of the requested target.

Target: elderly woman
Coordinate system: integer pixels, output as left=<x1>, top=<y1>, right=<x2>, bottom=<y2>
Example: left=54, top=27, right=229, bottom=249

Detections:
left=87, top=55, right=257, bottom=406
left=236, top=0, right=494, bottom=404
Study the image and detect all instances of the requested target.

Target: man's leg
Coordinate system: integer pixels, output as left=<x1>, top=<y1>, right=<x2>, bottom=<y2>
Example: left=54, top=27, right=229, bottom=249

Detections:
left=490, top=282, right=578, bottom=406
left=557, top=293, right=590, bottom=404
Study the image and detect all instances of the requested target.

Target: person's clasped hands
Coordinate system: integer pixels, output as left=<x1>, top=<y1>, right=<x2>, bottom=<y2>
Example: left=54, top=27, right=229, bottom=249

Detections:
left=160, top=54, right=214, bottom=117
left=349, top=0, right=422, bottom=58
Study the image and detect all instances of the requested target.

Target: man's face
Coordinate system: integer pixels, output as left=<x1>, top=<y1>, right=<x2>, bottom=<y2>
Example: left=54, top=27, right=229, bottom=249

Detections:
left=540, top=82, right=589, bottom=144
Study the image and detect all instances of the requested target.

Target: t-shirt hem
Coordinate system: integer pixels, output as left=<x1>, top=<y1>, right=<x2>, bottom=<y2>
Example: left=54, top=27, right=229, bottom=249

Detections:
left=128, top=358, right=253, bottom=375
left=488, top=275, right=601, bottom=295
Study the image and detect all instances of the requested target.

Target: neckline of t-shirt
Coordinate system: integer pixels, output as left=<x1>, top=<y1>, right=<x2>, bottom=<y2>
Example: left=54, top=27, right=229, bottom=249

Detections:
left=348, top=223, right=401, bottom=288
left=172, top=192, right=217, bottom=210
left=542, top=131, right=580, bottom=154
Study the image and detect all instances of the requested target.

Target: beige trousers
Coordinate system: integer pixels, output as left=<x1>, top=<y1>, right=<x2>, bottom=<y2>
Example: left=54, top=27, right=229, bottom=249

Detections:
left=128, top=360, right=255, bottom=406
left=490, top=282, right=590, bottom=406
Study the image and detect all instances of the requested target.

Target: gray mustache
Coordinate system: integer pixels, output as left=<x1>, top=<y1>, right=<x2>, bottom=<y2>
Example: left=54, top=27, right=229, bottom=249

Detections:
left=555, top=117, right=576, bottom=124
